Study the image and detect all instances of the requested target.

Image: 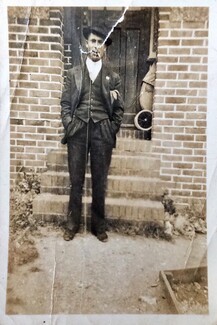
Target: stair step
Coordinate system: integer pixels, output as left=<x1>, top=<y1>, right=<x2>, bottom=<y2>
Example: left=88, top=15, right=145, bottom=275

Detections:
left=33, top=194, right=165, bottom=223
left=40, top=172, right=163, bottom=199
left=47, top=152, right=160, bottom=177
left=47, top=138, right=152, bottom=165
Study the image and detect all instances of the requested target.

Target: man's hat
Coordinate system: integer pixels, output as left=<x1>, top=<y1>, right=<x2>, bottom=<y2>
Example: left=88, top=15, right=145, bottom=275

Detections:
left=83, top=25, right=112, bottom=46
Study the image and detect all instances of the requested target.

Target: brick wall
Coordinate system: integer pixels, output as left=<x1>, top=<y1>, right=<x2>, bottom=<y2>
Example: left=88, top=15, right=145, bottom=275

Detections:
left=8, top=7, right=64, bottom=181
left=152, top=7, right=208, bottom=208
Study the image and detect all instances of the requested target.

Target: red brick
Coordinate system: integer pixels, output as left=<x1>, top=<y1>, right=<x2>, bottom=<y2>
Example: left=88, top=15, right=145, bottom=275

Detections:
left=194, top=163, right=206, bottom=169
left=18, top=112, right=39, bottom=119
left=192, top=48, right=208, bottom=55
left=40, top=19, right=61, bottom=27
left=196, top=121, right=206, bottom=127
left=184, top=154, right=204, bottom=163
left=182, top=39, right=204, bottom=46
left=163, top=141, right=182, bottom=148
left=197, top=90, right=207, bottom=97
left=18, top=97, right=39, bottom=105
left=25, top=147, right=45, bottom=153
left=10, top=132, right=24, bottom=139
left=183, top=172, right=203, bottom=178
left=166, top=81, right=188, bottom=88
left=28, top=26, right=49, bottom=34
left=201, top=74, right=208, bottom=80
left=162, top=155, right=182, bottom=162
left=159, top=31, right=169, bottom=37
left=165, top=98, right=186, bottom=104
left=198, top=106, right=207, bottom=112
left=174, top=134, right=194, bottom=141
left=159, top=22, right=181, bottom=29
left=173, top=163, right=193, bottom=169
left=29, top=90, right=50, bottom=97
left=179, top=57, right=201, bottom=63
left=157, top=72, right=177, bottom=80
left=30, top=74, right=50, bottom=82
left=17, top=140, right=36, bottom=146
left=29, top=43, right=50, bottom=51
left=19, top=81, right=39, bottom=88
left=159, top=39, right=180, bottom=46
left=158, top=56, right=178, bottom=63
left=186, top=113, right=206, bottom=120
left=162, top=169, right=182, bottom=175
left=195, top=135, right=206, bottom=142
left=183, top=22, right=206, bottom=29
left=176, top=90, right=197, bottom=97
left=190, top=65, right=207, bottom=72
left=20, top=66, right=39, bottom=74
left=194, top=30, right=208, bottom=37
left=24, top=133, right=45, bottom=140
left=170, top=30, right=193, bottom=37
left=154, top=119, right=173, bottom=126
left=173, top=149, right=193, bottom=155
left=189, top=81, right=207, bottom=88
left=30, top=105, right=50, bottom=113
left=40, top=98, right=60, bottom=106
left=194, top=149, right=206, bottom=156
left=40, top=52, right=62, bottom=59
left=160, top=175, right=172, bottom=182
left=164, top=112, right=185, bottom=119
left=39, top=82, right=60, bottom=91
left=25, top=160, right=46, bottom=167
left=183, top=142, right=204, bottom=149
left=154, top=133, right=173, bottom=140
left=51, top=75, right=63, bottom=83
left=178, top=73, right=199, bottom=80
left=171, top=190, right=191, bottom=197
left=40, top=67, right=61, bottom=75
left=14, top=89, right=28, bottom=97
left=17, top=126, right=36, bottom=133
left=38, top=141, right=58, bottom=147
left=157, top=48, right=168, bottom=55
left=168, top=65, right=188, bottom=72
left=169, top=48, right=191, bottom=55
left=185, top=127, right=205, bottom=134
left=9, top=25, right=27, bottom=33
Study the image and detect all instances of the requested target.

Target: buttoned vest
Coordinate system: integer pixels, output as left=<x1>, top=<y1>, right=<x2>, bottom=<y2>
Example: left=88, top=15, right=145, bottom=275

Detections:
left=75, top=66, right=109, bottom=123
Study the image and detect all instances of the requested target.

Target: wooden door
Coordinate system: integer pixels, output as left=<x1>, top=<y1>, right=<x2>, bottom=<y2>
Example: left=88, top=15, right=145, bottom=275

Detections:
left=63, top=7, right=152, bottom=128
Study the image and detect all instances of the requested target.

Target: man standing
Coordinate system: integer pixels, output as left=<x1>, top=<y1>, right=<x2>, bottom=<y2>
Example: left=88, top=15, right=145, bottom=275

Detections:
left=60, top=25, right=124, bottom=242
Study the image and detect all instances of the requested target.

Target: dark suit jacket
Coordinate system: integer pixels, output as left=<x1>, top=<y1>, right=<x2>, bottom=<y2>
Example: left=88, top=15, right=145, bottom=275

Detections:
left=60, top=59, right=124, bottom=145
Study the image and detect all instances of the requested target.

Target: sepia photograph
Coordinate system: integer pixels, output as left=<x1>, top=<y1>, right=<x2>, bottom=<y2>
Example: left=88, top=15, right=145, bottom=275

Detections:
left=1, top=3, right=212, bottom=319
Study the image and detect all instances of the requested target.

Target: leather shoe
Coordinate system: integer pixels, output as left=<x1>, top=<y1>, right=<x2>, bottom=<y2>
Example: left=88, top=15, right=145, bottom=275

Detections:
left=96, top=232, right=108, bottom=242
left=63, top=227, right=78, bottom=241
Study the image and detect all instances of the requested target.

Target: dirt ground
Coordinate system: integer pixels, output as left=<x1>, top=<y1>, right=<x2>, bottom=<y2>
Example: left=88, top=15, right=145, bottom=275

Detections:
left=6, top=225, right=207, bottom=315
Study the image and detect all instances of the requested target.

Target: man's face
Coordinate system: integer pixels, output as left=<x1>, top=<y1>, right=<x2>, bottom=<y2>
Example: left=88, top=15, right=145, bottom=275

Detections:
left=86, top=33, right=106, bottom=62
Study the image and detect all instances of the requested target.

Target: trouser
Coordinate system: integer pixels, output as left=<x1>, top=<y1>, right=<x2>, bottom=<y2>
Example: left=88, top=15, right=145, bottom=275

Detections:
left=66, top=118, right=114, bottom=233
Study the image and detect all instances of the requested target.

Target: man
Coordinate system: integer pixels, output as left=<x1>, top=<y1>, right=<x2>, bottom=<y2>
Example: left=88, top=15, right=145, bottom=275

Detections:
left=60, top=25, right=124, bottom=242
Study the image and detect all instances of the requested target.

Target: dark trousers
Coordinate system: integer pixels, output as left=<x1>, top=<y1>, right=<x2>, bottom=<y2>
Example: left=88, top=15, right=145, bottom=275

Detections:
left=66, top=118, right=114, bottom=233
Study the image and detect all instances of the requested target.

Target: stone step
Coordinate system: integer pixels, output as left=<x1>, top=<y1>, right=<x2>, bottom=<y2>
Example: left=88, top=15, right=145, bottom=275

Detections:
left=47, top=152, right=160, bottom=177
left=40, top=172, right=163, bottom=200
left=33, top=193, right=165, bottom=223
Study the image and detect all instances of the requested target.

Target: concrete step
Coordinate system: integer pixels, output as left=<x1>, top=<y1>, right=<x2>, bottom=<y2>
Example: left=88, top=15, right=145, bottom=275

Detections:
left=47, top=138, right=152, bottom=166
left=46, top=152, right=160, bottom=177
left=33, top=193, right=165, bottom=223
left=40, top=171, right=163, bottom=200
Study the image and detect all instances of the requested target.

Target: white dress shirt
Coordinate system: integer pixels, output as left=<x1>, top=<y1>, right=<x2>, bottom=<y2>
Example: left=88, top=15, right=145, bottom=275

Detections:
left=86, top=57, right=102, bottom=83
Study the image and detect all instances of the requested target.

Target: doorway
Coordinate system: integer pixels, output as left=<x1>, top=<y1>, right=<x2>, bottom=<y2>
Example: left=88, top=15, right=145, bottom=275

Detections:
left=63, top=7, right=155, bottom=129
